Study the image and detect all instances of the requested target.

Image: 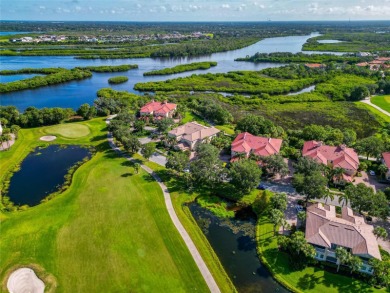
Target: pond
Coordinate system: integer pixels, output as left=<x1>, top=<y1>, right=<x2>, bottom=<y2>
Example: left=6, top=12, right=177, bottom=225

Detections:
left=0, top=32, right=345, bottom=111
left=189, top=203, right=288, bottom=293
left=7, top=145, right=91, bottom=206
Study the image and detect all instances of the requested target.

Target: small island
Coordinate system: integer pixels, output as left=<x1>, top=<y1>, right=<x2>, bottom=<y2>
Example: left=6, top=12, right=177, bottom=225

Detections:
left=76, top=64, right=138, bottom=72
left=143, top=61, right=217, bottom=76
left=108, top=76, right=129, bottom=84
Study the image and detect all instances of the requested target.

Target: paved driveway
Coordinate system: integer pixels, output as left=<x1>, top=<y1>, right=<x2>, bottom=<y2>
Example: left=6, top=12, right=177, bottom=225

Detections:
left=149, top=152, right=167, bottom=167
left=354, top=171, right=388, bottom=192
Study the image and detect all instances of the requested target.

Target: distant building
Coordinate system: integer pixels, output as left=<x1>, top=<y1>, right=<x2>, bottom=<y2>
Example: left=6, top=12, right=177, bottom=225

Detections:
left=168, top=122, right=220, bottom=151
left=382, top=152, right=390, bottom=181
left=231, top=132, right=282, bottom=160
left=356, top=57, right=390, bottom=71
left=139, top=100, right=177, bottom=119
left=302, top=141, right=359, bottom=181
left=304, top=63, right=326, bottom=69
left=306, top=203, right=381, bottom=275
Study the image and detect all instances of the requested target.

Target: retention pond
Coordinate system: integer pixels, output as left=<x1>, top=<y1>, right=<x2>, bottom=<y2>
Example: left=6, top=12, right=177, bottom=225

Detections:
left=189, top=203, right=288, bottom=293
left=7, top=145, right=91, bottom=206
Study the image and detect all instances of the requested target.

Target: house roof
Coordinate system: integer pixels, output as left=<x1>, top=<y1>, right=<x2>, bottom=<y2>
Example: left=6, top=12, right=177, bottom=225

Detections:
left=140, top=100, right=176, bottom=114
left=231, top=132, right=282, bottom=157
left=306, top=203, right=381, bottom=260
left=382, top=152, right=390, bottom=169
left=168, top=122, right=220, bottom=143
left=305, top=63, right=325, bottom=68
left=302, top=140, right=359, bottom=171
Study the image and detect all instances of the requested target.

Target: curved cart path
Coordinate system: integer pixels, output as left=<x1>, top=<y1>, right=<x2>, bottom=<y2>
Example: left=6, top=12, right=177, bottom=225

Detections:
left=361, top=98, right=390, bottom=117
left=106, top=115, right=220, bottom=293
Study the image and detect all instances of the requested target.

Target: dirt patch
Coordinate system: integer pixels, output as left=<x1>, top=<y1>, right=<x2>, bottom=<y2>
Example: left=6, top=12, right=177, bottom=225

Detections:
left=39, top=136, right=57, bottom=141
left=7, top=268, right=45, bottom=293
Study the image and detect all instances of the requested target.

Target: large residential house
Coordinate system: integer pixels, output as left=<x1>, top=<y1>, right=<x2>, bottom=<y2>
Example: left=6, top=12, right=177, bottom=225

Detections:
left=302, top=141, right=359, bottom=181
left=306, top=203, right=381, bottom=275
left=231, top=132, right=283, bottom=160
left=382, top=152, right=390, bottom=181
left=168, top=122, right=220, bottom=151
left=139, top=100, right=177, bottom=119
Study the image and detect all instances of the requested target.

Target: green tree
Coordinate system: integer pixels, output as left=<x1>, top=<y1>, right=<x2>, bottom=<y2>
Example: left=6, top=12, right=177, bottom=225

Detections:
left=294, top=156, right=324, bottom=176
left=229, top=159, right=262, bottom=194
left=133, top=162, right=140, bottom=174
left=190, top=144, right=225, bottom=189
left=261, top=154, right=289, bottom=178
left=270, top=192, right=288, bottom=211
left=297, top=211, right=306, bottom=227
left=9, top=125, right=20, bottom=139
left=166, top=152, right=189, bottom=174
left=211, top=134, right=232, bottom=150
left=335, top=247, right=351, bottom=272
left=346, top=183, right=374, bottom=214
left=236, top=114, right=284, bottom=137
left=77, top=103, right=91, bottom=120
left=355, top=136, right=384, bottom=160
left=369, top=258, right=390, bottom=288
left=269, top=208, right=286, bottom=235
left=370, top=191, right=390, bottom=221
left=289, top=231, right=316, bottom=258
left=349, top=85, right=370, bottom=101
left=378, top=164, right=388, bottom=180
left=373, top=226, right=388, bottom=241
left=293, top=171, right=328, bottom=204
left=332, top=167, right=345, bottom=186
left=156, top=118, right=174, bottom=133
left=342, top=128, right=357, bottom=146
left=134, top=120, right=145, bottom=133
left=122, top=136, right=141, bottom=154
left=141, top=143, right=156, bottom=160
left=349, top=256, right=363, bottom=274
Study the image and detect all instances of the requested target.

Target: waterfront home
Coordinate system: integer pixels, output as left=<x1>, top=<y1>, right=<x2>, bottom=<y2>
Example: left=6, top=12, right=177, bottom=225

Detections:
left=382, top=152, right=390, bottom=181
left=302, top=141, right=359, bottom=181
left=168, top=122, right=220, bottom=151
left=306, top=203, right=381, bottom=275
left=304, top=63, right=326, bottom=69
left=139, top=100, right=177, bottom=119
left=231, top=132, right=282, bottom=160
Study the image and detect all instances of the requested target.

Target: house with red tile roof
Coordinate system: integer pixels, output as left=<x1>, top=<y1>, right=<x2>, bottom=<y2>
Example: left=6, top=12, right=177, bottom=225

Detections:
left=140, top=100, right=177, bottom=119
left=302, top=141, right=359, bottom=180
left=231, top=132, right=283, bottom=160
left=382, top=152, right=390, bottom=181
left=304, top=63, right=326, bottom=69
left=306, top=203, right=381, bottom=275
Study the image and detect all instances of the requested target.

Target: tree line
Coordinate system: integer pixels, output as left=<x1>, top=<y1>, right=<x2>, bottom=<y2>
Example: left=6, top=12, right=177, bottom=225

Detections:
left=143, top=62, right=217, bottom=76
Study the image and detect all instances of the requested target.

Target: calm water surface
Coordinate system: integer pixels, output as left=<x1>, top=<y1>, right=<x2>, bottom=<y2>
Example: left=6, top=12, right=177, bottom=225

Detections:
left=1, top=32, right=345, bottom=110
left=190, top=203, right=288, bottom=293
left=7, top=145, right=91, bottom=206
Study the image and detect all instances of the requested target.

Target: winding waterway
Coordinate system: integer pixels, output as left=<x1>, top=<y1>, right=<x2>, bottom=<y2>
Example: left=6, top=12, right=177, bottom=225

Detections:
left=1, top=32, right=345, bottom=111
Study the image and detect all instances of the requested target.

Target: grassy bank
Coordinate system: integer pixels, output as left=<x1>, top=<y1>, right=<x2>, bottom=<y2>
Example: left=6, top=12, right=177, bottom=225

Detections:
left=143, top=61, right=217, bottom=76
left=256, top=215, right=386, bottom=293
left=133, top=154, right=237, bottom=293
left=371, top=96, right=390, bottom=114
left=0, top=120, right=211, bottom=292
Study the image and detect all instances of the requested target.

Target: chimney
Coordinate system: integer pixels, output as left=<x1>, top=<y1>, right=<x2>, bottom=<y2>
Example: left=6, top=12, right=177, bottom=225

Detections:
left=317, top=141, right=323, bottom=147
left=163, top=100, right=168, bottom=104
left=340, top=144, right=346, bottom=150
left=151, top=99, right=155, bottom=103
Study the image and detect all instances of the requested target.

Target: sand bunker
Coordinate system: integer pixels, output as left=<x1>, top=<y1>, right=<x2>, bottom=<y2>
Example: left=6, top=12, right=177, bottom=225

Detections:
left=7, top=268, right=45, bottom=293
left=39, top=135, right=56, bottom=141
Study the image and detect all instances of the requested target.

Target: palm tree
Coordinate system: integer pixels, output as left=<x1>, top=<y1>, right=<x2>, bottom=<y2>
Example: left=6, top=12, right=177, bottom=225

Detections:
left=373, top=226, right=388, bottom=241
left=338, top=191, right=351, bottom=207
left=133, top=163, right=140, bottom=174
left=270, top=209, right=286, bottom=235
left=332, top=167, right=345, bottom=186
left=349, top=256, right=363, bottom=274
left=323, top=191, right=334, bottom=205
left=335, top=247, right=351, bottom=272
left=378, top=164, right=388, bottom=180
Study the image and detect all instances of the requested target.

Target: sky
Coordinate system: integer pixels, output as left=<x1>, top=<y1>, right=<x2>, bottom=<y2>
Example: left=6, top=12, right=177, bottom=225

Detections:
left=1, top=0, right=390, bottom=21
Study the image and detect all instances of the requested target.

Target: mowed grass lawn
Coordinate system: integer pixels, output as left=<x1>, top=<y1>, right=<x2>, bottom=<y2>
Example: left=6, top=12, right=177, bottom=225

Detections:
left=44, top=123, right=91, bottom=138
left=1, top=151, right=209, bottom=292
left=371, top=95, right=390, bottom=114
left=0, top=120, right=209, bottom=292
left=257, top=215, right=386, bottom=293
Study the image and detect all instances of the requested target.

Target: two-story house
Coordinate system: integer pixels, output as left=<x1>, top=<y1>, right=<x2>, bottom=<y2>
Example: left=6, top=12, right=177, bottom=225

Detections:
left=302, top=141, right=359, bottom=182
left=168, top=122, right=220, bottom=151
left=306, top=203, right=381, bottom=275
left=231, top=132, right=283, bottom=161
left=139, top=100, right=177, bottom=119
